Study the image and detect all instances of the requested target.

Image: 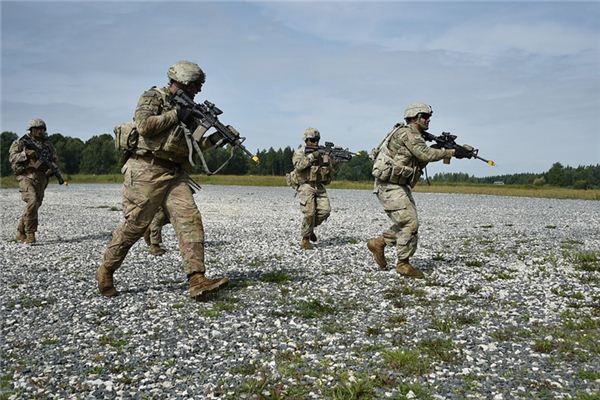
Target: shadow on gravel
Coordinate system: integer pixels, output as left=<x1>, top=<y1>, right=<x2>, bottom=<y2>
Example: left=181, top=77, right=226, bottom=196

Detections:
left=119, top=281, right=187, bottom=295
left=40, top=232, right=114, bottom=245
left=316, top=236, right=364, bottom=247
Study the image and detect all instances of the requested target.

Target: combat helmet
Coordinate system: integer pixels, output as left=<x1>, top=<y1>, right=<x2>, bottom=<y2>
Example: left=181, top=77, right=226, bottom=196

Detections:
left=168, top=60, right=206, bottom=86
left=303, top=127, right=320, bottom=141
left=27, top=118, right=47, bottom=131
left=404, top=103, right=433, bottom=119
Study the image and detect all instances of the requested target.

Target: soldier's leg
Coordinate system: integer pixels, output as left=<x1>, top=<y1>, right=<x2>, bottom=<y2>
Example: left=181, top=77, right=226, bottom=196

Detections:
left=164, top=178, right=227, bottom=298
left=314, top=190, right=331, bottom=228
left=18, top=178, right=44, bottom=243
left=164, top=180, right=205, bottom=275
left=148, top=207, right=167, bottom=245
left=298, top=185, right=316, bottom=249
left=98, top=163, right=169, bottom=296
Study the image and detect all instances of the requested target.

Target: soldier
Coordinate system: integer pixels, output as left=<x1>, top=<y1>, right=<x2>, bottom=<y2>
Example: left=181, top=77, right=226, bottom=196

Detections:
left=292, top=128, right=337, bottom=250
left=143, top=207, right=169, bottom=256
left=96, top=60, right=230, bottom=299
left=367, top=103, right=469, bottom=278
left=8, top=119, right=59, bottom=244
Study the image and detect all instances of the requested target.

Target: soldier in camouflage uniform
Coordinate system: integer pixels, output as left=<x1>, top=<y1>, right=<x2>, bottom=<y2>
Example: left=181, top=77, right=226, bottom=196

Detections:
left=96, top=60, right=230, bottom=299
left=367, top=103, right=468, bottom=278
left=8, top=119, right=59, bottom=244
left=143, top=206, right=169, bottom=256
left=292, top=128, right=336, bottom=250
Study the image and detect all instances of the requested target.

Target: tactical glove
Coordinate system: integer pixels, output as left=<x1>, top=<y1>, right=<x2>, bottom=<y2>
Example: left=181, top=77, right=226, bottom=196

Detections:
left=25, top=149, right=37, bottom=160
left=176, top=107, right=193, bottom=124
left=453, top=146, right=471, bottom=159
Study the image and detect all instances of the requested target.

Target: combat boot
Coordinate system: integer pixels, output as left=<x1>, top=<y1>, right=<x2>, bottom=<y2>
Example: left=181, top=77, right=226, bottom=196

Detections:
left=188, top=273, right=229, bottom=299
left=96, top=265, right=119, bottom=297
left=24, top=232, right=36, bottom=244
left=300, top=236, right=313, bottom=250
left=396, top=259, right=425, bottom=279
left=367, top=236, right=387, bottom=269
left=309, top=233, right=318, bottom=243
left=148, top=244, right=166, bottom=256
left=16, top=229, right=26, bottom=243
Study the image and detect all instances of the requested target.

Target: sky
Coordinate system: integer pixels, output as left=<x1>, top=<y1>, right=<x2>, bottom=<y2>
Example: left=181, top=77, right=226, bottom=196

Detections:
left=1, top=1, right=599, bottom=177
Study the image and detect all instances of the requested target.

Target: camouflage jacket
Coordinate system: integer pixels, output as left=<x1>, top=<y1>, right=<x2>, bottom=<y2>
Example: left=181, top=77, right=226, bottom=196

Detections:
left=374, top=124, right=452, bottom=188
left=8, top=134, right=58, bottom=178
left=133, top=86, right=213, bottom=170
left=292, top=144, right=336, bottom=185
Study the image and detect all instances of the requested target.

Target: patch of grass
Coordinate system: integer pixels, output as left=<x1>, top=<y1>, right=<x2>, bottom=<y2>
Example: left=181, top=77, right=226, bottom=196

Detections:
left=465, top=260, right=483, bottom=268
left=453, top=313, right=480, bottom=326
left=446, top=294, right=465, bottom=301
left=576, top=370, right=600, bottom=381
left=418, top=338, right=458, bottom=363
left=532, top=339, right=555, bottom=353
left=571, top=251, right=599, bottom=272
left=259, top=271, right=292, bottom=284
left=329, top=372, right=376, bottom=400
left=99, top=335, right=128, bottom=350
left=545, top=225, right=557, bottom=229
left=86, top=365, right=105, bottom=375
left=230, top=363, right=258, bottom=376
left=323, top=322, right=345, bottom=334
left=388, top=314, right=407, bottom=325
left=41, top=337, right=60, bottom=346
left=431, top=316, right=454, bottom=333
left=365, top=326, right=383, bottom=336
left=396, top=383, right=433, bottom=400
left=201, top=300, right=238, bottom=318
left=382, top=348, right=430, bottom=376
left=466, top=285, right=482, bottom=294
left=296, top=299, right=336, bottom=319
left=432, top=253, right=445, bottom=261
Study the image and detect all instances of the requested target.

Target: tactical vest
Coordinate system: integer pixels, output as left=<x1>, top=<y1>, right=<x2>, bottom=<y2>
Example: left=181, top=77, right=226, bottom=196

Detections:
left=293, top=145, right=333, bottom=185
left=371, top=123, right=421, bottom=187
left=134, top=87, right=192, bottom=166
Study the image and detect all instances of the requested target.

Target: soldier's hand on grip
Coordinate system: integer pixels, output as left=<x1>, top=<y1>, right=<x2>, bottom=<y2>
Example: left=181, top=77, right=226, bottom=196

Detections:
left=25, top=149, right=37, bottom=160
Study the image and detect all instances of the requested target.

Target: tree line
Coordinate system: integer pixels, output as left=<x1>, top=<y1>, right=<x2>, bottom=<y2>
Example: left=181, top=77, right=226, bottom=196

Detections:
left=1, top=131, right=598, bottom=188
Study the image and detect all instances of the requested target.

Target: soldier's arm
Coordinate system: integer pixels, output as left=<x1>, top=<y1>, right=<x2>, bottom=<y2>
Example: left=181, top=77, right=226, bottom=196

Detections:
left=293, top=148, right=313, bottom=171
left=8, top=140, right=28, bottom=165
left=134, top=90, right=179, bottom=137
left=403, top=131, right=453, bottom=162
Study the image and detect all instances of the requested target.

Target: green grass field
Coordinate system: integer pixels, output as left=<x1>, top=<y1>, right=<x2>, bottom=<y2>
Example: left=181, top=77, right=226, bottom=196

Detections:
left=1, top=174, right=598, bottom=200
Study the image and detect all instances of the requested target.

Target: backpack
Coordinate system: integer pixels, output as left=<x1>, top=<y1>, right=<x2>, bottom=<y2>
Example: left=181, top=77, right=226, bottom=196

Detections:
left=371, top=123, right=404, bottom=181
left=114, top=121, right=139, bottom=153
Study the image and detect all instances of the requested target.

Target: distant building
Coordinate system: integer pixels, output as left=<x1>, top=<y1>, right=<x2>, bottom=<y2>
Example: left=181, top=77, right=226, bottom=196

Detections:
left=493, top=181, right=505, bottom=185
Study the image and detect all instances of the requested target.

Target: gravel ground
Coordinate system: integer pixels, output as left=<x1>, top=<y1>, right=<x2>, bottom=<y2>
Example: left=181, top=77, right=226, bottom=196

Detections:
left=1, top=183, right=599, bottom=400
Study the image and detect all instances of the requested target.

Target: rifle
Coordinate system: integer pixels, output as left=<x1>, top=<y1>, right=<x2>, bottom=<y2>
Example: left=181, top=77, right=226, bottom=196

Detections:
left=305, top=141, right=355, bottom=163
left=422, top=132, right=495, bottom=166
left=20, top=135, right=65, bottom=184
left=172, top=89, right=259, bottom=175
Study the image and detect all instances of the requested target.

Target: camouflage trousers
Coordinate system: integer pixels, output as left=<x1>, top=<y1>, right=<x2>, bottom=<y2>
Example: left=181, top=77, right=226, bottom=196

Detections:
left=17, top=173, right=48, bottom=234
left=297, top=183, right=331, bottom=238
left=100, top=157, right=204, bottom=275
left=375, top=183, right=419, bottom=260
left=144, top=207, right=168, bottom=245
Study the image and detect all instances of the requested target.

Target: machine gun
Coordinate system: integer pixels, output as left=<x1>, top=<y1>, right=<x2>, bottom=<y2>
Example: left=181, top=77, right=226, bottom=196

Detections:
left=422, top=131, right=495, bottom=166
left=173, top=89, right=259, bottom=175
left=20, top=135, right=65, bottom=184
left=305, top=141, right=355, bottom=163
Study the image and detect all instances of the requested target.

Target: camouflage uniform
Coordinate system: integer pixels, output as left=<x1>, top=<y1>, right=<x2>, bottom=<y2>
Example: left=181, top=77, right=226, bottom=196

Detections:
left=98, top=61, right=228, bottom=298
left=144, top=207, right=169, bottom=247
left=373, top=123, right=452, bottom=259
left=8, top=123, right=58, bottom=241
left=292, top=141, right=335, bottom=244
